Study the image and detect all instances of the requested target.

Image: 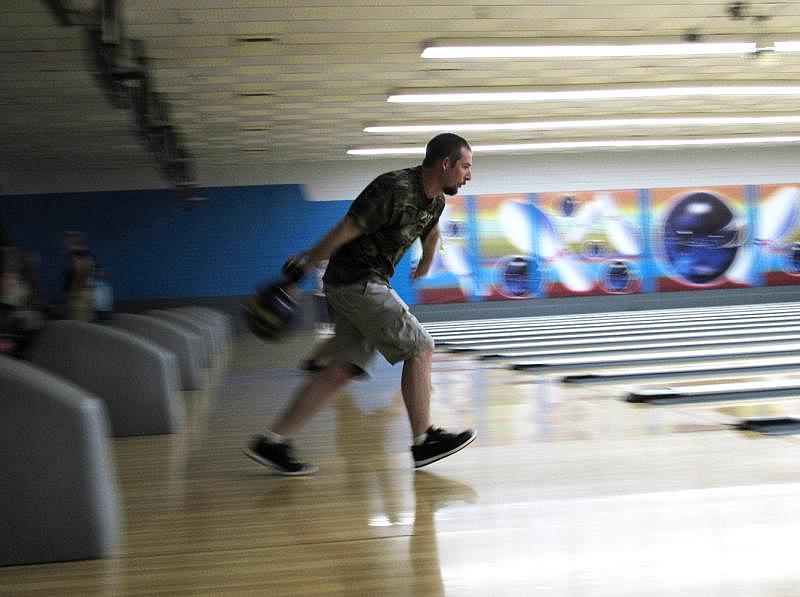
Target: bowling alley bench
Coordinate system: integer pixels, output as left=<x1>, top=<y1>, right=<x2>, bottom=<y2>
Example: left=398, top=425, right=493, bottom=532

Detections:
left=0, top=308, right=231, bottom=567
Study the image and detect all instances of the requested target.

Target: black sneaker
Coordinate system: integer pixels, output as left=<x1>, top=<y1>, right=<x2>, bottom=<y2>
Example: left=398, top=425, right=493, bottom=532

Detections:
left=411, top=427, right=476, bottom=469
left=243, top=435, right=317, bottom=476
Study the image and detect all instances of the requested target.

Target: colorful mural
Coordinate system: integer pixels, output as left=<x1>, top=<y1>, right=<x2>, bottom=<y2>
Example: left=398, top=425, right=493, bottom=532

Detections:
left=756, top=184, right=800, bottom=286
left=413, top=184, right=800, bottom=303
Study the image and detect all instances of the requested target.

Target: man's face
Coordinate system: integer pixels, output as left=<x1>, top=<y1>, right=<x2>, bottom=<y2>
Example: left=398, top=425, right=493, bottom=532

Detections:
left=442, top=148, right=473, bottom=196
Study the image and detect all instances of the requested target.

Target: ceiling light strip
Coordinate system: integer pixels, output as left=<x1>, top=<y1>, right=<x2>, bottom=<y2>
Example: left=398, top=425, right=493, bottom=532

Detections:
left=422, top=42, right=757, bottom=59
left=775, top=41, right=800, bottom=52
left=365, top=115, right=800, bottom=134
left=388, top=86, right=800, bottom=104
left=347, top=136, right=800, bottom=156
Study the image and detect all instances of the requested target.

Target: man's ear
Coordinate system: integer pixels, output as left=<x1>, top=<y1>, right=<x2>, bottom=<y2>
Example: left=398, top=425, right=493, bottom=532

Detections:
left=441, top=157, right=450, bottom=171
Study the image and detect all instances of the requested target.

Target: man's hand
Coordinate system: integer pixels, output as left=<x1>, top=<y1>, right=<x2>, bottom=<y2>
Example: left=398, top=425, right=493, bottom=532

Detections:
left=411, top=264, right=427, bottom=281
left=412, top=224, right=441, bottom=281
left=284, top=252, right=314, bottom=276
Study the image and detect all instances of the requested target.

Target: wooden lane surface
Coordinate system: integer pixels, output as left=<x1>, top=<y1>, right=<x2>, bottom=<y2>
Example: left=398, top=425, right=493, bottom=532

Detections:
left=3, top=332, right=800, bottom=595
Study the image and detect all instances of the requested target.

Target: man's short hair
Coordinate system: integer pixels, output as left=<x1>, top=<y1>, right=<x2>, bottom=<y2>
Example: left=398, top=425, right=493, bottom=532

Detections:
left=423, top=133, right=470, bottom=168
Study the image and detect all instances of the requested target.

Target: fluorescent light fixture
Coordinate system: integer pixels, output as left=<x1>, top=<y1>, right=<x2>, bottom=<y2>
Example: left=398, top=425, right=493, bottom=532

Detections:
left=349, top=147, right=425, bottom=156
left=775, top=41, right=800, bottom=52
left=388, top=85, right=800, bottom=104
left=365, top=115, right=800, bottom=134
left=422, top=42, right=757, bottom=59
left=474, top=136, right=800, bottom=151
left=347, top=136, right=800, bottom=156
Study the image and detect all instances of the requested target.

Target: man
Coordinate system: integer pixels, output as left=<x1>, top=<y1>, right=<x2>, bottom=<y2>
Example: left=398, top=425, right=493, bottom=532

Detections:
left=245, top=133, right=476, bottom=475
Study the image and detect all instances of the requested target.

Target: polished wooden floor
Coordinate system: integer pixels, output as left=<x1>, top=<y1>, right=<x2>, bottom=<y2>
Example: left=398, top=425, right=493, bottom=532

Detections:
left=3, top=323, right=800, bottom=596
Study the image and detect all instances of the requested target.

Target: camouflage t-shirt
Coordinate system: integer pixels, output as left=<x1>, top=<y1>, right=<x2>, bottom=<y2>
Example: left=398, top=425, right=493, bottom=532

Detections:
left=324, top=166, right=445, bottom=286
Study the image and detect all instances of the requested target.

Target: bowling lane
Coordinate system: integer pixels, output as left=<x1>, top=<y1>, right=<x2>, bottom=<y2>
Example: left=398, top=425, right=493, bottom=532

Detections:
left=424, top=302, right=800, bottom=334
left=436, top=313, right=800, bottom=346
left=427, top=304, right=800, bottom=441
left=626, top=376, right=800, bottom=405
left=511, top=343, right=800, bottom=373
left=445, top=323, right=800, bottom=354
left=569, top=361, right=800, bottom=447
left=434, top=338, right=800, bottom=448
left=481, top=332, right=800, bottom=361
left=560, top=355, right=800, bottom=384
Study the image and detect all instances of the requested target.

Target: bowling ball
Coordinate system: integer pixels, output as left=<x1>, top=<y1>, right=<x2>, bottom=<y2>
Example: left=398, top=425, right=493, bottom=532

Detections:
left=497, top=255, right=541, bottom=298
left=504, top=256, right=529, bottom=296
left=663, top=192, right=740, bottom=285
left=560, top=194, right=577, bottom=217
left=584, top=240, right=606, bottom=258
left=443, top=218, right=466, bottom=239
left=787, top=242, right=800, bottom=274
left=605, top=260, right=630, bottom=293
left=242, top=262, right=305, bottom=341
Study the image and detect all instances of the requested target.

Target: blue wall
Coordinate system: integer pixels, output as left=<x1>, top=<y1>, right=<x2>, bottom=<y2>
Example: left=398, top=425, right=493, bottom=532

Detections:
left=0, top=185, right=417, bottom=304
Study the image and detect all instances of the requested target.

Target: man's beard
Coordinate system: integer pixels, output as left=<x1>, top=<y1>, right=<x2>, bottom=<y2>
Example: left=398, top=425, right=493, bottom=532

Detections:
left=443, top=185, right=458, bottom=196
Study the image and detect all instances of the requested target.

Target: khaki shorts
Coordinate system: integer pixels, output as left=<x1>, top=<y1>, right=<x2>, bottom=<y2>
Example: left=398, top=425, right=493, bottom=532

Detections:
left=324, top=280, right=434, bottom=375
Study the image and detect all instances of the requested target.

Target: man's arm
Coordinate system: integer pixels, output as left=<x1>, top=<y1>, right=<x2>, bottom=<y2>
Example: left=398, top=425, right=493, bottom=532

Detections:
left=412, top=224, right=441, bottom=281
left=290, top=215, right=363, bottom=273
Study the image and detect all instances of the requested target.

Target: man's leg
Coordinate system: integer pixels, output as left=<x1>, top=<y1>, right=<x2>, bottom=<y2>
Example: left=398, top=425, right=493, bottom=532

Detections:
left=323, top=281, right=476, bottom=470
left=401, top=346, right=433, bottom=437
left=339, top=284, right=476, bottom=469
left=245, top=364, right=356, bottom=475
left=402, top=344, right=476, bottom=469
left=273, top=363, right=355, bottom=438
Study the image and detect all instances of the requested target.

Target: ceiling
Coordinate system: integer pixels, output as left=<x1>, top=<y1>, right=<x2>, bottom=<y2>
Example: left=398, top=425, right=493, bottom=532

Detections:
left=4, top=1, right=800, bottom=185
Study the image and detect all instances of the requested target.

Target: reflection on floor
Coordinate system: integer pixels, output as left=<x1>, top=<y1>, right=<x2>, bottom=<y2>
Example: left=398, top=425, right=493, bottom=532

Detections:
left=2, top=314, right=800, bottom=596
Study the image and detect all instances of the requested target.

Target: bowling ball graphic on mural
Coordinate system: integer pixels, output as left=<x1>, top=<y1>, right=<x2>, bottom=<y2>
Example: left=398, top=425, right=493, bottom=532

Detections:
left=785, top=242, right=800, bottom=275
left=442, top=217, right=467, bottom=239
left=583, top=239, right=607, bottom=259
left=560, top=194, right=578, bottom=217
left=662, top=191, right=741, bottom=285
left=600, top=259, right=639, bottom=294
left=494, top=255, right=543, bottom=298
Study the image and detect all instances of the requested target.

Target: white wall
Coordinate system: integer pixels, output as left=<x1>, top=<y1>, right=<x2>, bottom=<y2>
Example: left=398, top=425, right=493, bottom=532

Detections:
left=4, top=145, right=800, bottom=198
left=296, top=146, right=800, bottom=201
